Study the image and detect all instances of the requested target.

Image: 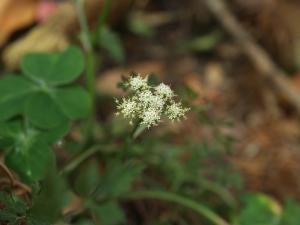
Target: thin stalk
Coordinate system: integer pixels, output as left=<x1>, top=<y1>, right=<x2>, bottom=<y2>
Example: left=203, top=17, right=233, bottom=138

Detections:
left=125, top=190, right=231, bottom=225
left=60, top=145, right=101, bottom=175
left=131, top=119, right=147, bottom=140
left=95, top=0, right=113, bottom=41
left=75, top=0, right=96, bottom=104
left=198, top=178, right=237, bottom=208
left=75, top=0, right=98, bottom=147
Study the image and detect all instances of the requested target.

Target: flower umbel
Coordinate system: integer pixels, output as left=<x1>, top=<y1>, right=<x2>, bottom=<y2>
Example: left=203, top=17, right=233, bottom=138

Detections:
left=166, top=102, right=189, bottom=121
left=128, top=74, right=148, bottom=91
left=155, top=83, right=174, bottom=99
left=116, top=74, right=189, bottom=128
left=140, top=108, right=161, bottom=127
left=116, top=98, right=137, bottom=119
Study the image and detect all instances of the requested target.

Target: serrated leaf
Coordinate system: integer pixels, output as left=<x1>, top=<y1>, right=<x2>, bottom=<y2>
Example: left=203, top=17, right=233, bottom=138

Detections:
left=6, top=138, right=53, bottom=182
left=91, top=201, right=126, bottom=225
left=280, top=199, right=300, bottom=225
left=29, top=161, right=66, bottom=224
left=54, top=86, right=92, bottom=119
left=25, top=92, right=68, bottom=129
left=95, top=161, right=144, bottom=197
left=21, top=47, right=84, bottom=86
left=98, top=26, right=125, bottom=63
left=238, top=193, right=281, bottom=225
left=0, top=75, right=35, bottom=121
left=74, top=159, right=100, bottom=197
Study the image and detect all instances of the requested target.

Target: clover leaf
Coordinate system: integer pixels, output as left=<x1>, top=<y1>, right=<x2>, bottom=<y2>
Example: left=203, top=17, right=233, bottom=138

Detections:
left=54, top=86, right=92, bottom=119
left=0, top=46, right=91, bottom=129
left=21, top=46, right=85, bottom=86
left=25, top=92, right=68, bottom=129
left=0, top=75, right=36, bottom=121
left=21, top=46, right=91, bottom=129
left=0, top=46, right=91, bottom=182
left=6, top=138, right=53, bottom=183
left=1, top=119, right=69, bottom=182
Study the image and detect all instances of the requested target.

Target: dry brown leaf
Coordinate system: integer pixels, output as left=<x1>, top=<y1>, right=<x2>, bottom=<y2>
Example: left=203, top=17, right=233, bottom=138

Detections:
left=2, top=0, right=133, bottom=70
left=0, top=0, right=38, bottom=47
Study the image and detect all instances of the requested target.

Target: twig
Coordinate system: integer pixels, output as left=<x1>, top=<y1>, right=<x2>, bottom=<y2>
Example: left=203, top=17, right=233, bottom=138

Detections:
left=0, top=163, right=31, bottom=195
left=0, top=162, right=14, bottom=186
left=202, top=0, right=300, bottom=113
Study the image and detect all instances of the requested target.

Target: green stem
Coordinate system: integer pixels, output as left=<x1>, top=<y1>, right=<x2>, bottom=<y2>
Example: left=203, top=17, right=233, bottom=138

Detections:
left=95, top=0, right=113, bottom=41
left=125, top=190, right=231, bottom=225
left=60, top=145, right=101, bottom=175
left=75, top=0, right=92, bottom=52
left=86, top=50, right=96, bottom=104
left=198, top=178, right=237, bottom=208
left=75, top=0, right=96, bottom=104
left=132, top=123, right=147, bottom=140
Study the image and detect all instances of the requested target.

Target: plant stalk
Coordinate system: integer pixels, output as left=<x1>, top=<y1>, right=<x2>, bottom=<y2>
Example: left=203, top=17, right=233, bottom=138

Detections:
left=95, top=0, right=113, bottom=41
left=75, top=0, right=96, bottom=104
left=125, top=190, right=231, bottom=225
left=60, top=145, right=101, bottom=175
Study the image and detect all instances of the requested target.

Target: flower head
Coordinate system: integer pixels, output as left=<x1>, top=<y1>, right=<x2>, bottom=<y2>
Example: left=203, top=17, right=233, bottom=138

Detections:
left=138, top=90, right=165, bottom=111
left=128, top=74, right=148, bottom=91
left=116, top=74, right=189, bottom=128
left=166, top=102, right=190, bottom=122
left=155, top=83, right=174, bottom=99
left=116, top=98, right=137, bottom=121
left=140, top=108, right=161, bottom=128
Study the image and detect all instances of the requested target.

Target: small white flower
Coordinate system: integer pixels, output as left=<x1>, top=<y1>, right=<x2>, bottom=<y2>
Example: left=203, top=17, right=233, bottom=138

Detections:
left=128, top=75, right=148, bottom=91
left=116, top=98, right=138, bottom=119
left=140, top=108, right=161, bottom=128
left=155, top=83, right=174, bottom=99
left=138, top=90, right=153, bottom=104
left=165, top=102, right=189, bottom=121
left=138, top=90, right=164, bottom=111
left=116, top=74, right=190, bottom=129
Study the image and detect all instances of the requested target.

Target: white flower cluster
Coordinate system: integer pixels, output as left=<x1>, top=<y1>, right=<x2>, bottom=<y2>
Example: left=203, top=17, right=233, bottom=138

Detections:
left=116, top=74, right=189, bottom=128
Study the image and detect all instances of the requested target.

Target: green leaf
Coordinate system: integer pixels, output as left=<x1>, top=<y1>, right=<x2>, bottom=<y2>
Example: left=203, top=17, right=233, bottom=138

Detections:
left=38, top=120, right=70, bottom=144
left=27, top=217, right=51, bottom=225
left=6, top=138, right=53, bottom=182
left=280, top=199, right=300, bottom=225
left=29, top=161, right=66, bottom=224
left=95, top=161, right=144, bottom=197
left=181, top=30, right=223, bottom=53
left=25, top=92, right=68, bottom=129
left=127, top=13, right=155, bottom=38
left=0, top=120, right=22, bottom=149
left=54, top=86, right=92, bottom=119
left=21, top=47, right=84, bottom=86
left=75, top=219, right=94, bottom=225
left=91, top=201, right=126, bottom=225
left=238, top=193, right=281, bottom=225
left=98, top=26, right=125, bottom=63
left=0, top=75, right=35, bottom=121
left=74, top=159, right=100, bottom=197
